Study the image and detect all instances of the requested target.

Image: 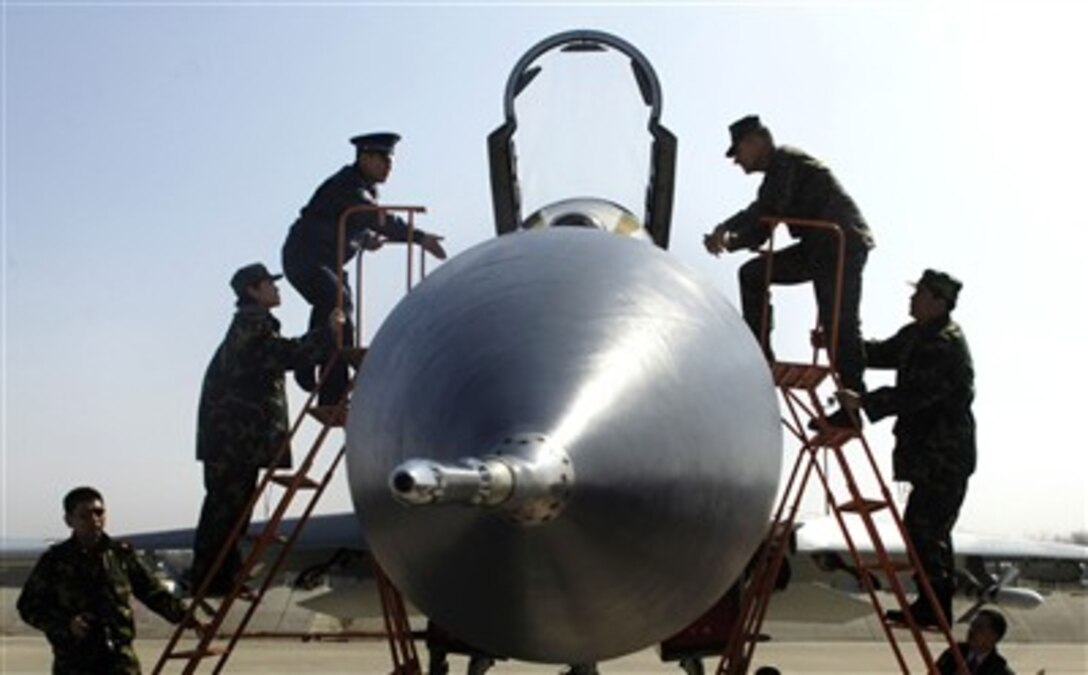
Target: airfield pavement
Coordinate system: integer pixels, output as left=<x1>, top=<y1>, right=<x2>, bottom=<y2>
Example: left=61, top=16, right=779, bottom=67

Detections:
left=2, top=584, right=1086, bottom=673
left=1, top=636, right=1087, bottom=674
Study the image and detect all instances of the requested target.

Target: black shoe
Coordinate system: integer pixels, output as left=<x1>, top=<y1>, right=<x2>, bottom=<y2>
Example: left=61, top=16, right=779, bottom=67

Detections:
left=294, top=364, right=316, bottom=392
left=884, top=603, right=941, bottom=628
left=467, top=655, right=495, bottom=675
left=808, top=408, right=862, bottom=432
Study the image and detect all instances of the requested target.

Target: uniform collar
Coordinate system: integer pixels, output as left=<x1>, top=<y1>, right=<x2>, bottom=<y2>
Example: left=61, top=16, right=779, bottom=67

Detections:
left=69, top=531, right=111, bottom=554
left=915, top=313, right=952, bottom=336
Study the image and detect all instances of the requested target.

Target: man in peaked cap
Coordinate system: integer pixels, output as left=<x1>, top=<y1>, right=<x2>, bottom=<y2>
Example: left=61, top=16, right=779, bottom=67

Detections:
left=704, top=115, right=875, bottom=429
left=837, top=268, right=974, bottom=628
left=192, top=263, right=343, bottom=596
left=282, top=132, right=447, bottom=405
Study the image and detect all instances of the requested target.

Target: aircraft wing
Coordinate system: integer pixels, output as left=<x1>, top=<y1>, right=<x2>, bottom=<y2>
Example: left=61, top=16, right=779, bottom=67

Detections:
left=795, top=514, right=1088, bottom=565
left=0, top=538, right=51, bottom=559
left=120, top=511, right=367, bottom=553
left=783, top=514, right=1087, bottom=622
left=115, top=511, right=371, bottom=597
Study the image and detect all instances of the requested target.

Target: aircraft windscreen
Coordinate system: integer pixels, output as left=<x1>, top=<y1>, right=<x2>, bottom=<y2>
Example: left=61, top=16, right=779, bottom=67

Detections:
left=511, top=46, right=653, bottom=221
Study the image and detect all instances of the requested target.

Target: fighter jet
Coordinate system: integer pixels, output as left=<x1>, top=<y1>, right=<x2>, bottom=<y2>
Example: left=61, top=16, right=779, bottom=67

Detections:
left=346, top=29, right=780, bottom=664
left=6, top=28, right=1085, bottom=674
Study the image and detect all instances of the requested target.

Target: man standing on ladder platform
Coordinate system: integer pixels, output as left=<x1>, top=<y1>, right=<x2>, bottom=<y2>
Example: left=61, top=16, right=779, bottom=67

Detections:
left=836, top=269, right=975, bottom=627
left=703, top=115, right=874, bottom=427
left=281, top=132, right=447, bottom=405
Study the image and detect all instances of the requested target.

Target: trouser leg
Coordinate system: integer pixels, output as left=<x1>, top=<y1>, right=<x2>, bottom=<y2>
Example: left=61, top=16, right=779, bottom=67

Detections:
left=812, top=248, right=867, bottom=392
left=192, top=460, right=257, bottom=592
left=903, top=478, right=967, bottom=617
left=426, top=647, right=450, bottom=675
left=312, top=300, right=355, bottom=406
left=737, top=244, right=812, bottom=359
left=284, top=260, right=354, bottom=404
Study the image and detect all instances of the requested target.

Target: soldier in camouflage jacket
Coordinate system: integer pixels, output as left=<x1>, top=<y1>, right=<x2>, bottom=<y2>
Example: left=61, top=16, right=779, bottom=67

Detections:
left=17, top=487, right=190, bottom=674
left=191, top=263, right=338, bottom=595
left=838, top=269, right=974, bottom=626
left=704, top=115, right=874, bottom=418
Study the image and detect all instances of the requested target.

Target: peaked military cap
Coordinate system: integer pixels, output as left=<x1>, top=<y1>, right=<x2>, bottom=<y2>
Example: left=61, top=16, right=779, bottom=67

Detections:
left=350, top=132, right=401, bottom=155
left=915, top=268, right=962, bottom=304
left=726, top=114, right=767, bottom=157
left=230, top=262, right=282, bottom=297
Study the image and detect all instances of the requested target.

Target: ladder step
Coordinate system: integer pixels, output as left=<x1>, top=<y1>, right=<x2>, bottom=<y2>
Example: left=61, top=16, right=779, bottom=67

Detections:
left=807, top=426, right=858, bottom=447
left=234, top=585, right=259, bottom=602
left=772, top=362, right=832, bottom=389
left=837, top=498, right=888, bottom=514
left=308, top=405, right=346, bottom=427
left=340, top=346, right=368, bottom=367
left=270, top=472, right=321, bottom=490
left=166, top=645, right=228, bottom=659
left=193, top=583, right=258, bottom=609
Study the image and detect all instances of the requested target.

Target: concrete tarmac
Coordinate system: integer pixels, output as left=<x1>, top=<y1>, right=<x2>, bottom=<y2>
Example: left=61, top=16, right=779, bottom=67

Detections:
left=3, top=582, right=1086, bottom=673
left=2, top=637, right=1086, bottom=674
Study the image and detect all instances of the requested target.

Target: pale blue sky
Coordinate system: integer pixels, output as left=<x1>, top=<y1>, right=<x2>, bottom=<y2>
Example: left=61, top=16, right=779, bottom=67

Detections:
left=3, top=1, right=1086, bottom=542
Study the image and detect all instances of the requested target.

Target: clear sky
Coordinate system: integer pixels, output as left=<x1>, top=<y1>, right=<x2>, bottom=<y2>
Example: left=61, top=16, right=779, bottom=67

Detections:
left=3, top=1, right=1086, bottom=543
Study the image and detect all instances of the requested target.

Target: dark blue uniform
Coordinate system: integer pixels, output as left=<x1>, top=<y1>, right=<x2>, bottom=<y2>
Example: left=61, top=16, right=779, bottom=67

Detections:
left=282, top=164, right=430, bottom=404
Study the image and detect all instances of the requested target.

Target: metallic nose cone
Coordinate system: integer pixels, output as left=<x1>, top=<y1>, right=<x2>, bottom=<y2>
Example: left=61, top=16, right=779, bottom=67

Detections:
left=346, top=228, right=781, bottom=663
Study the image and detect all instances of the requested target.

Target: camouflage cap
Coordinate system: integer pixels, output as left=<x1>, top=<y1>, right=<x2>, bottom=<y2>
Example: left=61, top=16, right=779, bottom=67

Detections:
left=726, top=114, right=767, bottom=157
left=350, top=132, right=400, bottom=155
left=230, top=262, right=282, bottom=297
left=915, top=268, right=962, bottom=304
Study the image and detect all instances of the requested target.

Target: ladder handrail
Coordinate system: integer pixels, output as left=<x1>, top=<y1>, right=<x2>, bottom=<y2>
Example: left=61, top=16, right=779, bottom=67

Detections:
left=335, top=204, right=428, bottom=348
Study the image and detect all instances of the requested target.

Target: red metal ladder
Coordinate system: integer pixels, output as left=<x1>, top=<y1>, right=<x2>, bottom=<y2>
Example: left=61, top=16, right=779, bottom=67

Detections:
left=714, top=217, right=968, bottom=675
left=151, top=205, right=428, bottom=674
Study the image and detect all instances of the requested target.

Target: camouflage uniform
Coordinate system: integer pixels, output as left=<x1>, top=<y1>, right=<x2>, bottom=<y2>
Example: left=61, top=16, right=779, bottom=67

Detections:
left=715, top=145, right=874, bottom=391
left=282, top=163, right=434, bottom=404
left=17, top=534, right=186, bottom=674
left=861, top=314, right=975, bottom=611
left=192, top=305, right=330, bottom=593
